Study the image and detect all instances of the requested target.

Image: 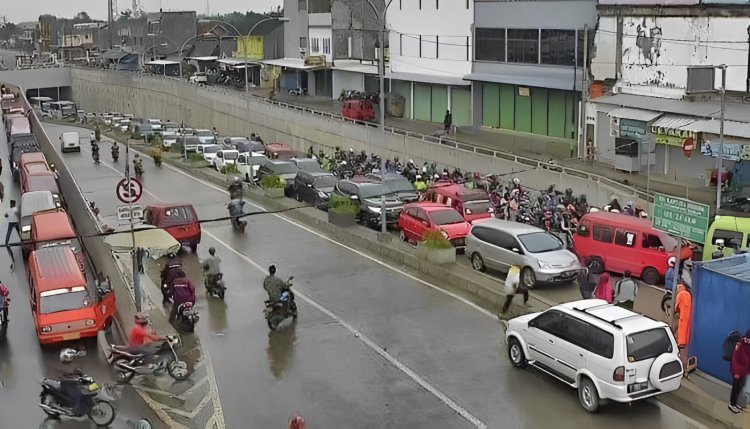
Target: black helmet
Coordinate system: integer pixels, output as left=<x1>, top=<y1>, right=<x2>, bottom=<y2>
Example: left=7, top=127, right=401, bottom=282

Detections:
left=209, top=247, right=216, bottom=255
left=269, top=265, right=276, bottom=275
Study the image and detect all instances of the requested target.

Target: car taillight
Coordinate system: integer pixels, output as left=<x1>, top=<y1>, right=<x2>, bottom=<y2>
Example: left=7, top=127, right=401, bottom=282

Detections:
left=613, top=366, right=625, bottom=382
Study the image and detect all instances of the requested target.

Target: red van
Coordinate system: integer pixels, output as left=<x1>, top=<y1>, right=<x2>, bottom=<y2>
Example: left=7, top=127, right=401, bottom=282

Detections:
left=573, top=212, right=693, bottom=284
left=19, top=152, right=54, bottom=191
left=144, top=204, right=201, bottom=252
left=421, top=184, right=494, bottom=223
left=342, top=99, right=375, bottom=122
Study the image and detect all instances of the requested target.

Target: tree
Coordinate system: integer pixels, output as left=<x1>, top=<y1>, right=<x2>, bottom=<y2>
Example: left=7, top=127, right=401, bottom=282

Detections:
left=198, top=11, right=269, bottom=35
left=74, top=11, right=92, bottom=22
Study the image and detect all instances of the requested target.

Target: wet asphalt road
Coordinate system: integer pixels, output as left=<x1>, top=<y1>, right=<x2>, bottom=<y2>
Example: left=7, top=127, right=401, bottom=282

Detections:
left=44, top=123, right=712, bottom=429
left=0, top=123, right=166, bottom=428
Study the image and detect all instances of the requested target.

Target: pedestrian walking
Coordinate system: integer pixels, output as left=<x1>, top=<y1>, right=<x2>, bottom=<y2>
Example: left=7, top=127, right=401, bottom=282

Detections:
left=0, top=181, right=4, bottom=203
left=593, top=272, right=613, bottom=303
left=443, top=109, right=452, bottom=133
left=4, top=199, right=19, bottom=271
left=501, top=265, right=529, bottom=314
left=729, top=330, right=750, bottom=413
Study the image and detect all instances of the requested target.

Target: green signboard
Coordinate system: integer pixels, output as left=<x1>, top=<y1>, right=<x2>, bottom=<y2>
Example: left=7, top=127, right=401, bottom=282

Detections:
left=652, top=194, right=710, bottom=243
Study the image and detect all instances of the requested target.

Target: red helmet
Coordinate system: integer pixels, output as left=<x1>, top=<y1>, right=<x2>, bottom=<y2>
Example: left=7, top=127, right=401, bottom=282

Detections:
left=0, top=284, right=9, bottom=297
left=288, top=412, right=306, bottom=429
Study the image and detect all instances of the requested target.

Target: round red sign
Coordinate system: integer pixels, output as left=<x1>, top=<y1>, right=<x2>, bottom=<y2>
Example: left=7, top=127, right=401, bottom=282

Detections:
left=682, top=137, right=695, bottom=159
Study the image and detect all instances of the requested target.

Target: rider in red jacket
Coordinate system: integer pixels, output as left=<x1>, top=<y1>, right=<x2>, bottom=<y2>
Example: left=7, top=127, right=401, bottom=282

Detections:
left=169, top=271, right=196, bottom=322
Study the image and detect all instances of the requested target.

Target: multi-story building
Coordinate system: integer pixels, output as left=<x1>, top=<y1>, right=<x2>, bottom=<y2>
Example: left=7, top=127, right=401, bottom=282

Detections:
left=589, top=0, right=750, bottom=186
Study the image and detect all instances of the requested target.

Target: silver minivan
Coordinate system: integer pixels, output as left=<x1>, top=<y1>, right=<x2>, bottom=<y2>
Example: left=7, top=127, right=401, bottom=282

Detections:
left=466, top=219, right=581, bottom=289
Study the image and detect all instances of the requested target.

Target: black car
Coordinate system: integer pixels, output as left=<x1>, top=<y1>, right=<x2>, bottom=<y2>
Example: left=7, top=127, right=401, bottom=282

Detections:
left=334, top=178, right=404, bottom=228
left=366, top=172, right=419, bottom=203
left=256, top=160, right=298, bottom=196
left=292, top=158, right=323, bottom=173
left=294, top=171, right=338, bottom=210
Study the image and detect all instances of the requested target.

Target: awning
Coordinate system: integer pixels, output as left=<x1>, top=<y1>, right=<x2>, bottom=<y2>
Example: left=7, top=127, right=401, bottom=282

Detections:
left=650, top=114, right=698, bottom=130
left=387, top=71, right=469, bottom=86
left=145, top=60, right=179, bottom=66
left=682, top=119, right=750, bottom=140
left=607, top=107, right=661, bottom=122
left=186, top=56, right=219, bottom=61
left=261, top=58, right=327, bottom=70
left=104, top=227, right=180, bottom=260
left=463, top=71, right=575, bottom=91
left=332, top=60, right=378, bottom=75
left=101, top=50, right=130, bottom=60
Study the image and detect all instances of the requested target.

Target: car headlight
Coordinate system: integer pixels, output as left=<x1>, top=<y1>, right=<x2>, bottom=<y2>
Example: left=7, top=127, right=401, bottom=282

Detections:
left=440, top=230, right=449, bottom=239
left=21, top=225, right=31, bottom=232
left=369, top=206, right=381, bottom=213
left=317, top=191, right=329, bottom=199
left=41, top=326, right=52, bottom=333
left=538, top=260, right=552, bottom=269
left=84, top=319, right=96, bottom=327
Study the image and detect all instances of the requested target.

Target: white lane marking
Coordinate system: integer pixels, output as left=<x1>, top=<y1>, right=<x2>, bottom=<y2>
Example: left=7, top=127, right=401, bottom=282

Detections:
left=203, top=228, right=487, bottom=429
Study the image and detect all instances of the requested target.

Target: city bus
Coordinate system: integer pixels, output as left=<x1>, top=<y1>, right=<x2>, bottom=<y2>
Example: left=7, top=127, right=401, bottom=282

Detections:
left=48, top=101, right=77, bottom=119
left=28, top=96, right=53, bottom=113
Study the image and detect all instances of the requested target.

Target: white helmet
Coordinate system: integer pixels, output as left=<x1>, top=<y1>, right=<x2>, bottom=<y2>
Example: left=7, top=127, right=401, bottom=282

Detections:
left=60, top=348, right=79, bottom=364
left=433, top=174, right=440, bottom=179
left=668, top=256, right=676, bottom=267
left=340, top=160, right=347, bottom=166
left=348, top=147, right=354, bottom=153
left=512, top=178, right=521, bottom=186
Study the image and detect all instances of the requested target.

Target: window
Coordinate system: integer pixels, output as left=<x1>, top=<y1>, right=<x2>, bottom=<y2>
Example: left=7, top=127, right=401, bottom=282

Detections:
left=298, top=0, right=306, bottom=11
left=323, top=38, right=331, bottom=55
left=577, top=29, right=594, bottom=67
left=518, top=232, right=563, bottom=253
left=627, top=328, right=673, bottom=362
left=593, top=225, right=613, bottom=243
left=531, top=310, right=564, bottom=337
left=506, top=29, right=538, bottom=64
left=585, top=324, right=615, bottom=358
left=540, top=30, right=575, bottom=66
left=299, top=37, right=308, bottom=50
left=475, top=28, right=505, bottom=62
left=308, top=0, right=331, bottom=13
left=614, top=230, right=636, bottom=247
left=712, top=229, right=744, bottom=247
left=577, top=220, right=590, bottom=237
left=642, top=233, right=664, bottom=249
left=311, top=38, right=320, bottom=53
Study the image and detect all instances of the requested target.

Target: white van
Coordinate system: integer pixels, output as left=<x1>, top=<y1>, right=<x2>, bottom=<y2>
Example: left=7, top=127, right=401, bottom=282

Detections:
left=59, top=131, right=81, bottom=153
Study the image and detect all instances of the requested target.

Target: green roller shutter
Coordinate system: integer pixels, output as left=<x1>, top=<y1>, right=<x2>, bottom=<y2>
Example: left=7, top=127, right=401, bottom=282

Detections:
left=451, top=87, right=471, bottom=126
left=430, top=85, right=448, bottom=123
left=482, top=83, right=500, bottom=128
left=515, top=86, right=531, bottom=133
left=390, top=80, right=411, bottom=119
left=414, top=83, right=431, bottom=121
left=547, top=89, right=566, bottom=138
left=531, top=87, right=548, bottom=136
left=499, top=84, right=515, bottom=130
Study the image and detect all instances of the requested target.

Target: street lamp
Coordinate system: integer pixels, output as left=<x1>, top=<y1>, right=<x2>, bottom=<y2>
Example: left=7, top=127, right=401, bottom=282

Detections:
left=179, top=32, right=214, bottom=80
left=245, top=17, right=290, bottom=94
left=364, top=0, right=394, bottom=236
left=716, top=64, right=727, bottom=212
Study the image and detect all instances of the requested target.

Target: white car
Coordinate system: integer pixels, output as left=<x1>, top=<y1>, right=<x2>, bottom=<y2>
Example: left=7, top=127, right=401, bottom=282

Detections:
left=195, top=129, right=216, bottom=145
left=101, top=114, right=113, bottom=125
left=59, top=131, right=81, bottom=153
left=199, top=144, right=222, bottom=163
left=237, top=153, right=270, bottom=182
left=148, top=119, right=162, bottom=131
left=189, top=72, right=208, bottom=83
left=118, top=119, right=131, bottom=132
left=506, top=299, right=683, bottom=412
left=161, top=131, right=178, bottom=148
left=212, top=149, right=240, bottom=171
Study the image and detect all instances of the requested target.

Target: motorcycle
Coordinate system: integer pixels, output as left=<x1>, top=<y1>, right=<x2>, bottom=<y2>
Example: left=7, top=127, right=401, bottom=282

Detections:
left=175, top=302, right=199, bottom=333
left=133, top=159, right=144, bottom=178
left=264, top=277, right=298, bottom=330
left=203, top=267, right=226, bottom=300
left=106, top=335, right=189, bottom=383
left=111, top=147, right=120, bottom=162
left=0, top=294, right=8, bottom=341
left=39, top=369, right=116, bottom=427
left=92, top=150, right=100, bottom=165
left=228, top=199, right=247, bottom=233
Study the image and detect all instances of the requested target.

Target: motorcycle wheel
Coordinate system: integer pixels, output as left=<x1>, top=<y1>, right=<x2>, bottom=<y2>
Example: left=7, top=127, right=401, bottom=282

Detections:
left=88, top=399, right=116, bottom=427
left=40, top=393, right=60, bottom=418
left=167, top=360, right=190, bottom=381
left=267, top=313, right=284, bottom=330
left=217, top=288, right=225, bottom=300
left=113, top=356, right=136, bottom=383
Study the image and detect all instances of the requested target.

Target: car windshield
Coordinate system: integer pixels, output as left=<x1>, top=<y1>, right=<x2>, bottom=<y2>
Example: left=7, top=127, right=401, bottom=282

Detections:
left=360, top=184, right=392, bottom=199
left=386, top=179, right=415, bottom=193
left=223, top=151, right=239, bottom=160
left=296, top=160, right=321, bottom=171
left=40, top=289, right=90, bottom=314
left=203, top=146, right=220, bottom=154
left=196, top=130, right=213, bottom=137
left=518, top=232, right=563, bottom=253
left=430, top=209, right=466, bottom=225
left=247, top=156, right=270, bottom=165
left=160, top=206, right=196, bottom=227
left=465, top=200, right=492, bottom=214
left=314, top=175, right=338, bottom=188
left=627, top=328, right=673, bottom=362
left=271, top=163, right=297, bottom=174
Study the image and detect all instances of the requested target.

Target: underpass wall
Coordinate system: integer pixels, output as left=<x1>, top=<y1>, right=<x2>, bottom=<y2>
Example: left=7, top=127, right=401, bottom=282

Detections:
left=71, top=68, right=642, bottom=207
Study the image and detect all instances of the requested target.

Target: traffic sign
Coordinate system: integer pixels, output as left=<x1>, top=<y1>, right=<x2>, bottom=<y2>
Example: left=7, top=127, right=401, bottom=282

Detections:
left=116, top=177, right=143, bottom=204
left=652, top=193, right=710, bottom=243
left=117, top=205, right=144, bottom=223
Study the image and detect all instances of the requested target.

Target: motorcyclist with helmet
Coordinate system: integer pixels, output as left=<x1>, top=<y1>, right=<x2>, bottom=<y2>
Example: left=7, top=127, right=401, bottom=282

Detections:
left=228, top=177, right=243, bottom=200
left=200, top=247, right=222, bottom=290
left=129, top=313, right=165, bottom=348
left=160, top=252, right=184, bottom=305
left=111, top=141, right=120, bottom=162
left=169, top=269, right=196, bottom=323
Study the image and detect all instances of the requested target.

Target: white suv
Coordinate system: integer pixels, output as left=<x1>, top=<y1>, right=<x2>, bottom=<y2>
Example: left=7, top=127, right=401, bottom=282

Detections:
left=506, top=299, right=683, bottom=412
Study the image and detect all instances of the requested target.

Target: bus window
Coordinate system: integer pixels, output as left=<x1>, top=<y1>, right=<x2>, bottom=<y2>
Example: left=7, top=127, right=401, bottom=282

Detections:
left=713, top=229, right=744, bottom=248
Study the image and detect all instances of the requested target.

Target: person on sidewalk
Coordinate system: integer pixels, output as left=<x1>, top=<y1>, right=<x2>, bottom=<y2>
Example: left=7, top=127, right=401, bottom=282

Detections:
left=665, top=256, right=676, bottom=291
left=729, top=330, right=750, bottom=413
left=501, top=265, right=529, bottom=315
left=443, top=110, right=452, bottom=133
left=593, top=272, right=613, bottom=303
left=614, top=270, right=638, bottom=308
left=674, top=282, right=693, bottom=349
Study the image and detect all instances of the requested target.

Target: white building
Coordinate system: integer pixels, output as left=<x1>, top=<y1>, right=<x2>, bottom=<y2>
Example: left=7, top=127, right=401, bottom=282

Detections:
left=589, top=0, right=750, bottom=187
left=386, top=0, right=474, bottom=126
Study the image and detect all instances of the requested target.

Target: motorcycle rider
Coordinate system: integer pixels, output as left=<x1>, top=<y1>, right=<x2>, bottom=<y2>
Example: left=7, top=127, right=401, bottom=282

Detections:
left=201, top=247, right=222, bottom=290
left=129, top=313, right=165, bottom=348
left=160, top=252, right=183, bottom=305
left=133, top=153, right=144, bottom=176
left=413, top=175, right=427, bottom=192
left=263, top=265, right=288, bottom=304
left=228, top=198, right=246, bottom=229
left=169, top=269, right=196, bottom=323
left=111, top=141, right=120, bottom=161
left=91, top=140, right=100, bottom=164
left=228, top=177, right=243, bottom=200
left=0, top=282, right=9, bottom=323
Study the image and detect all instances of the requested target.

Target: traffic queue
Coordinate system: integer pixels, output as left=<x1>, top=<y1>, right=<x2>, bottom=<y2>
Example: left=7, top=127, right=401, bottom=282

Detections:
left=1, top=87, right=117, bottom=345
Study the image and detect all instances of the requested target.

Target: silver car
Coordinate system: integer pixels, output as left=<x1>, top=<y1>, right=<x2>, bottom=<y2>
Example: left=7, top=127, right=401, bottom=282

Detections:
left=466, top=219, right=580, bottom=289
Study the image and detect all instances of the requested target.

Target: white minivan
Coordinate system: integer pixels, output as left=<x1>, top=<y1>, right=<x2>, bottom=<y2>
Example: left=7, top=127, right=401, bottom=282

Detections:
left=59, top=131, right=81, bottom=153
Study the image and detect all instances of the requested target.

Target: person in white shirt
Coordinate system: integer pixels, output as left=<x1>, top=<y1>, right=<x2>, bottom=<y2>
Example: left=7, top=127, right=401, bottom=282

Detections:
left=502, top=265, right=530, bottom=314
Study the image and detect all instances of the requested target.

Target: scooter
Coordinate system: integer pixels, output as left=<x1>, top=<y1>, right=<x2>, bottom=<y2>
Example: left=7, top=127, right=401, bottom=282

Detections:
left=228, top=199, right=247, bottom=233
left=264, top=277, right=298, bottom=330
left=106, top=335, right=189, bottom=383
left=133, top=159, right=144, bottom=178
left=203, top=267, right=226, bottom=300
left=39, top=368, right=116, bottom=427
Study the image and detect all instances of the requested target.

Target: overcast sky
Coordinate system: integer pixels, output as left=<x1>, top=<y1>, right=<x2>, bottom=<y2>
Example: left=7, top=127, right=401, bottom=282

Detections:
left=5, top=0, right=283, bottom=23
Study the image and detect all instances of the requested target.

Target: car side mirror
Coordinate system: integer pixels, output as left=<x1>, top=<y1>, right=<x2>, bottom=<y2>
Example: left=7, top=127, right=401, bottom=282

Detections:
left=307, top=183, right=312, bottom=187
left=512, top=247, right=522, bottom=254
left=31, top=303, right=37, bottom=312
left=350, top=195, right=359, bottom=200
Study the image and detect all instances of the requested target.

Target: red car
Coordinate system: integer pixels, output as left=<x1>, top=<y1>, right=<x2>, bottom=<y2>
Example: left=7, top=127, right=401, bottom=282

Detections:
left=144, top=204, right=201, bottom=252
left=398, top=202, right=471, bottom=248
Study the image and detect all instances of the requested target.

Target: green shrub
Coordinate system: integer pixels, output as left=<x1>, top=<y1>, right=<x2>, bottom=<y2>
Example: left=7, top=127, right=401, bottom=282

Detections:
left=328, top=193, right=359, bottom=216
left=173, top=143, right=184, bottom=153
left=260, top=175, right=286, bottom=189
left=422, top=230, right=453, bottom=249
left=189, top=153, right=204, bottom=162
left=221, top=163, right=240, bottom=174
left=131, top=125, right=141, bottom=140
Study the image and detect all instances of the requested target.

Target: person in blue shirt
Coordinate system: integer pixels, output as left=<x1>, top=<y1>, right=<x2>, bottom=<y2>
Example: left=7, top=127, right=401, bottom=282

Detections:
left=665, top=257, right=676, bottom=291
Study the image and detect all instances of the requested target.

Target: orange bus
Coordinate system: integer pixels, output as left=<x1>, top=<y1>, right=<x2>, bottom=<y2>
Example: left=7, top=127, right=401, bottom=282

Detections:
left=28, top=246, right=116, bottom=344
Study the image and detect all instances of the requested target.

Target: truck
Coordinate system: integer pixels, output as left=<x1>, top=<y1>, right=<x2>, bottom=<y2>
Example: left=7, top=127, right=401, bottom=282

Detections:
left=59, top=131, right=81, bottom=153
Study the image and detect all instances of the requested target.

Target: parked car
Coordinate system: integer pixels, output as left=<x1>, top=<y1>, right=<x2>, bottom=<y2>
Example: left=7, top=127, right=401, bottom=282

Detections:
left=422, top=184, right=494, bottom=222
left=573, top=212, right=693, bottom=284
left=161, top=131, right=178, bottom=148
left=294, top=171, right=338, bottom=210
left=59, top=132, right=81, bottom=153
left=466, top=219, right=580, bottom=289
left=342, top=99, right=375, bottom=122
left=147, top=118, right=162, bottom=131
left=195, top=129, right=216, bottom=145
left=237, top=153, right=270, bottom=182
left=189, top=72, right=208, bottom=84
left=20, top=190, right=59, bottom=257
left=505, top=299, right=683, bottom=412
left=366, top=172, right=419, bottom=203
left=334, top=177, right=403, bottom=229
left=292, top=158, right=323, bottom=173
left=398, top=202, right=471, bottom=249
left=199, top=144, right=222, bottom=163
left=224, top=137, right=263, bottom=153
left=212, top=149, right=240, bottom=170
left=256, top=160, right=298, bottom=195
left=264, top=142, right=305, bottom=160
left=144, top=204, right=201, bottom=252
left=178, top=136, right=202, bottom=152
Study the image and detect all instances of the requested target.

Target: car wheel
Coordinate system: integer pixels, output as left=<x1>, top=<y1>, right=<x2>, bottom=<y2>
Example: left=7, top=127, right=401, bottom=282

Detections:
left=642, top=266, right=660, bottom=285
left=471, top=253, right=486, bottom=272
left=507, top=338, right=528, bottom=369
left=587, top=256, right=604, bottom=274
left=521, top=267, right=536, bottom=289
left=578, top=377, right=600, bottom=413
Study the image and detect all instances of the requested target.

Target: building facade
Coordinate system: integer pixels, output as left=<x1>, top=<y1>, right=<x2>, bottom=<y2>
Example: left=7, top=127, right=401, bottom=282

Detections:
left=589, top=0, right=750, bottom=186
left=386, top=0, right=474, bottom=126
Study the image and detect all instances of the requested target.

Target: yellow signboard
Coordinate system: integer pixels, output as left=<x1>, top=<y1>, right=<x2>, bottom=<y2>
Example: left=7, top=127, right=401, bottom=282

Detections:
left=237, top=36, right=264, bottom=60
left=304, top=55, right=326, bottom=67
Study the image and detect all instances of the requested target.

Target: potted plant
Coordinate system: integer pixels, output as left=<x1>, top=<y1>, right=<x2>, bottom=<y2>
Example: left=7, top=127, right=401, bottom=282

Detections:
left=261, top=175, right=286, bottom=198
left=327, top=193, right=359, bottom=227
left=416, top=230, right=456, bottom=265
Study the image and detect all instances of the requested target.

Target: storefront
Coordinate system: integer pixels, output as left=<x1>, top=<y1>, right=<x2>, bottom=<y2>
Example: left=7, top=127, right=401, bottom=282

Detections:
left=607, top=108, right=660, bottom=173
left=386, top=72, right=472, bottom=126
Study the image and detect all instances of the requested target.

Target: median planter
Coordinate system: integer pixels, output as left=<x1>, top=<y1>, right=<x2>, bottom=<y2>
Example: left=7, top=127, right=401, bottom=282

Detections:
left=328, top=210, right=356, bottom=227
left=327, top=193, right=359, bottom=227
left=416, top=231, right=456, bottom=265
left=261, top=175, right=286, bottom=199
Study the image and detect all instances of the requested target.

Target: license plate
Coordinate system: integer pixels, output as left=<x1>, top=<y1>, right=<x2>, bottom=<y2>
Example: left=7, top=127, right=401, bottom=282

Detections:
left=61, top=332, right=81, bottom=341
left=88, top=383, right=99, bottom=391
left=627, top=382, right=648, bottom=393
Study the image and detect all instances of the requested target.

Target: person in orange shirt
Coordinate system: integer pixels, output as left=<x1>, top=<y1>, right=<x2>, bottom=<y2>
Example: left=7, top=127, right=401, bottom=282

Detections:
left=674, top=283, right=693, bottom=348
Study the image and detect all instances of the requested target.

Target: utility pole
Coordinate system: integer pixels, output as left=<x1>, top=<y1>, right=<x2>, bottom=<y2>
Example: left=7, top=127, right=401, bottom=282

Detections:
left=580, top=24, right=589, bottom=160
left=107, top=0, right=114, bottom=49
left=716, top=64, right=727, bottom=212
left=125, top=139, right=142, bottom=311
